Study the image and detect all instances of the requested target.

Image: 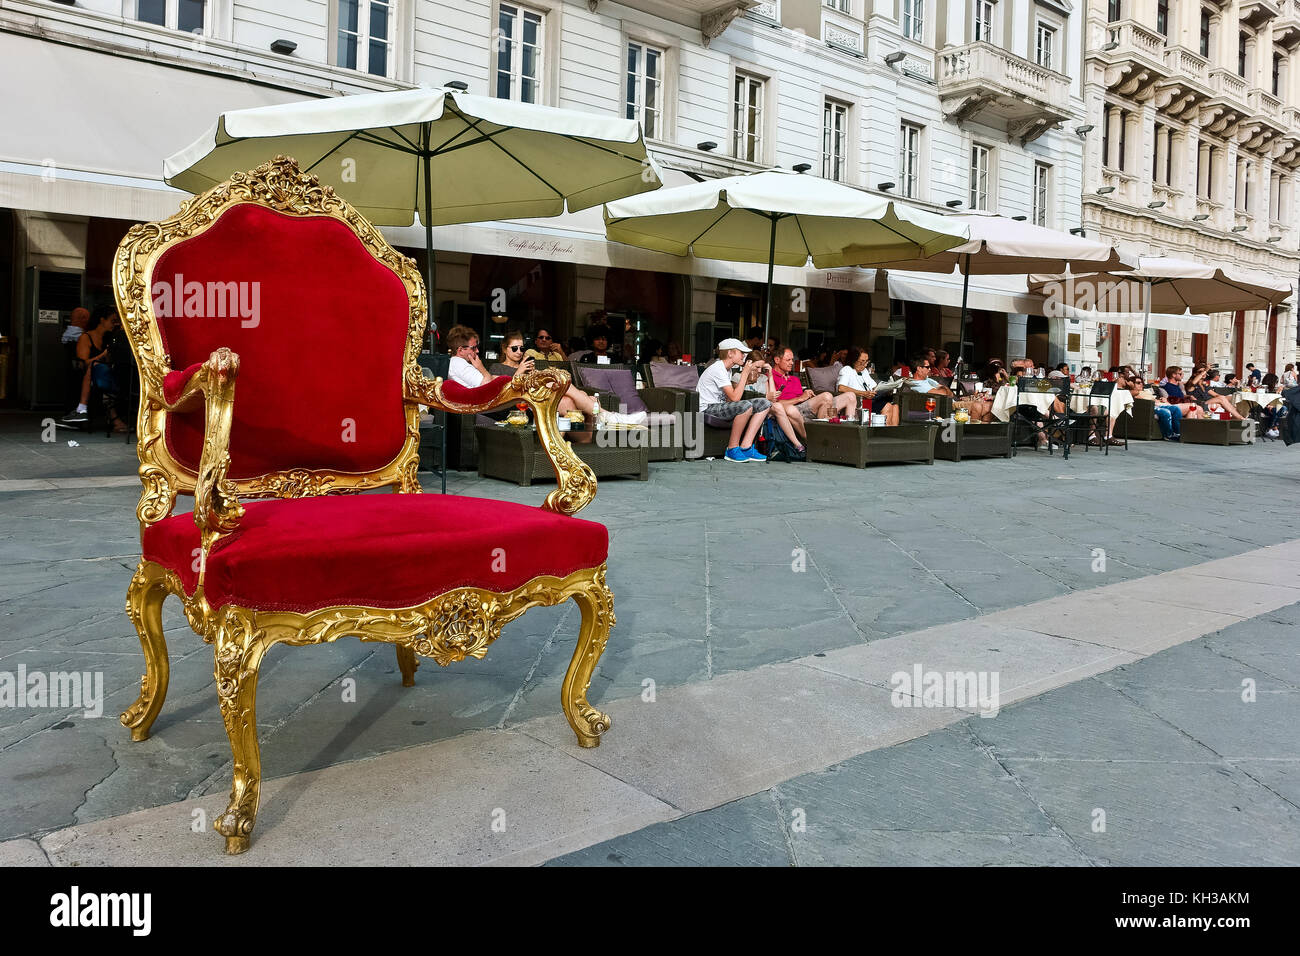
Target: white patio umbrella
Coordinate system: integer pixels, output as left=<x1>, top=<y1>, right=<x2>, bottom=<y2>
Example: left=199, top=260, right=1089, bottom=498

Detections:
left=1030, top=256, right=1292, bottom=373
left=165, top=86, right=663, bottom=329
left=869, top=212, right=1136, bottom=373
left=603, top=169, right=968, bottom=343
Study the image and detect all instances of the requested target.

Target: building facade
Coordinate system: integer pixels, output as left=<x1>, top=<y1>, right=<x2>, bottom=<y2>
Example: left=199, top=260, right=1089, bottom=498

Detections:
left=5, top=0, right=1092, bottom=407
left=1083, top=0, right=1300, bottom=375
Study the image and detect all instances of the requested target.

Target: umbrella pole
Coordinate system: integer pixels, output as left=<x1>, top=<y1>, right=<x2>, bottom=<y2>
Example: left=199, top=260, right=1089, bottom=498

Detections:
left=957, top=253, right=971, bottom=370
left=1138, top=278, right=1152, bottom=377
left=762, top=214, right=776, bottom=346
left=422, top=147, right=437, bottom=350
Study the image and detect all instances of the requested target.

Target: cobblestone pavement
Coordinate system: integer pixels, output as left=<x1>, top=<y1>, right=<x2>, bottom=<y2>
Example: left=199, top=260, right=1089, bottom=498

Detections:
left=2, top=409, right=1297, bottom=863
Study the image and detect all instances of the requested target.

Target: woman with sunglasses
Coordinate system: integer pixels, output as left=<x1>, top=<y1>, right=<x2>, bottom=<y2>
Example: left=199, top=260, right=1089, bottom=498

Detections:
left=525, top=328, right=566, bottom=361
left=498, top=330, right=646, bottom=425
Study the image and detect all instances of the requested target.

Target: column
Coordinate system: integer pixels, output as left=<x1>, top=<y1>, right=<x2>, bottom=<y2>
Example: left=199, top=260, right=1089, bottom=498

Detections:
left=1140, top=104, right=1157, bottom=203
left=1198, top=138, right=1211, bottom=196
left=1156, top=126, right=1170, bottom=185
left=1107, top=104, right=1123, bottom=168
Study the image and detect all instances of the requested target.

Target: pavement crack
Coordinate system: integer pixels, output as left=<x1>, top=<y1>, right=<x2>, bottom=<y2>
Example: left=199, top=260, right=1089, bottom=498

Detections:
left=498, top=603, right=574, bottom=729
left=768, top=786, right=800, bottom=867
left=960, top=719, right=1097, bottom=866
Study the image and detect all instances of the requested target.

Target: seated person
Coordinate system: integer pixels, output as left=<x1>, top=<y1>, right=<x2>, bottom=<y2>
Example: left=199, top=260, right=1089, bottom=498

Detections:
left=1149, top=386, right=1188, bottom=441
left=932, top=349, right=954, bottom=380
left=906, top=353, right=954, bottom=395
left=450, top=325, right=644, bottom=425
left=1246, top=363, right=1263, bottom=386
left=524, top=328, right=566, bottom=361
left=767, top=346, right=851, bottom=444
left=1222, top=372, right=1241, bottom=390
left=1158, top=367, right=1204, bottom=420
left=1048, top=362, right=1070, bottom=380
left=1186, top=364, right=1248, bottom=420
left=837, top=347, right=899, bottom=426
left=578, top=327, right=614, bottom=363
left=697, top=338, right=771, bottom=463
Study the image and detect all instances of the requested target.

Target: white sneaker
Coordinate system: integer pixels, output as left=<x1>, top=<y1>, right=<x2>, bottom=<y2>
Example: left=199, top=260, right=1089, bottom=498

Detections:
left=1267, top=427, right=1280, bottom=438
left=596, top=409, right=648, bottom=426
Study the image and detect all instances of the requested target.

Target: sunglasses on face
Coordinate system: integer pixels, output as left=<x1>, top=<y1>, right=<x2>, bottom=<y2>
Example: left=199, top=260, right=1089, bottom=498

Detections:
left=508, top=345, right=523, bottom=352
left=536, top=335, right=551, bottom=341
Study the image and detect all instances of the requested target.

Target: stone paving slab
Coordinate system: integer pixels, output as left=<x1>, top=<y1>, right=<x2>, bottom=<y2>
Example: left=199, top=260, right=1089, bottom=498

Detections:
left=38, top=730, right=677, bottom=867
left=547, top=605, right=1300, bottom=867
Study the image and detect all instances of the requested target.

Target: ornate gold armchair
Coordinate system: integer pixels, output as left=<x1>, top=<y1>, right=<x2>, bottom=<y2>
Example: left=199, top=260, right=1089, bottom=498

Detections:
left=113, top=158, right=613, bottom=854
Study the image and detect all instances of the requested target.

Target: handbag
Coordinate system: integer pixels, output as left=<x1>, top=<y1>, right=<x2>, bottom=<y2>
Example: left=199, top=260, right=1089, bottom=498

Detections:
left=91, top=362, right=116, bottom=393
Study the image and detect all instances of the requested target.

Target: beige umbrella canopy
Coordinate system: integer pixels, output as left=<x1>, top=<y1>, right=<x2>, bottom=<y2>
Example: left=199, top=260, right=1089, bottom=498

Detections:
left=1029, top=256, right=1293, bottom=372
left=869, top=212, right=1136, bottom=369
left=604, top=169, right=969, bottom=341
left=165, top=86, right=663, bottom=328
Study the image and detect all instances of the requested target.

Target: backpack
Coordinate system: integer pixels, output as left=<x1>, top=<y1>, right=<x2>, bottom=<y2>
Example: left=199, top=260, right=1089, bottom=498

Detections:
left=759, top=418, right=805, bottom=462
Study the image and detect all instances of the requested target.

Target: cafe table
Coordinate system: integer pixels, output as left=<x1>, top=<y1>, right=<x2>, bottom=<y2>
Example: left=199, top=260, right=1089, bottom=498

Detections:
left=1232, top=390, right=1283, bottom=408
left=990, top=383, right=1134, bottom=423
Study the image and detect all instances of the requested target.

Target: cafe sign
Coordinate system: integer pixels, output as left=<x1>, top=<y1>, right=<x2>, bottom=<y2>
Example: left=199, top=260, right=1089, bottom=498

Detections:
left=506, top=236, right=577, bottom=259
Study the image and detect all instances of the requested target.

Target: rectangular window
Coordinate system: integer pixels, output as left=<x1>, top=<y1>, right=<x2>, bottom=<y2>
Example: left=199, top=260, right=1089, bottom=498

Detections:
left=1200, top=9, right=1211, bottom=58
left=1102, top=104, right=1111, bottom=168
left=496, top=3, right=544, bottom=103
left=1033, top=162, right=1050, bottom=227
left=822, top=100, right=849, bottom=182
left=899, top=121, right=922, bottom=198
left=1118, top=109, right=1128, bottom=172
left=1239, top=32, right=1248, bottom=79
left=1108, top=0, right=1122, bottom=23
left=969, top=143, right=991, bottom=210
left=338, top=0, right=391, bottom=77
left=824, top=0, right=850, bottom=11
left=1274, top=52, right=1282, bottom=97
left=974, top=0, right=994, bottom=43
left=1035, top=23, right=1055, bottom=70
left=902, top=0, right=925, bottom=42
left=626, top=42, right=664, bottom=140
left=1156, top=0, right=1168, bottom=37
left=733, top=72, right=765, bottom=163
left=137, top=0, right=204, bottom=33
left=1153, top=123, right=1162, bottom=182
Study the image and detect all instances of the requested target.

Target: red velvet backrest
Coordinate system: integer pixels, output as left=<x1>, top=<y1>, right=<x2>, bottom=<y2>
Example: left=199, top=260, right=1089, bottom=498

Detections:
left=151, top=203, right=410, bottom=479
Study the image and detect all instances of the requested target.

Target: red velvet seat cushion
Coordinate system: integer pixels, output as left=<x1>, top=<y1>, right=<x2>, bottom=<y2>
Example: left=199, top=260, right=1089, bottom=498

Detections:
left=142, top=494, right=608, bottom=613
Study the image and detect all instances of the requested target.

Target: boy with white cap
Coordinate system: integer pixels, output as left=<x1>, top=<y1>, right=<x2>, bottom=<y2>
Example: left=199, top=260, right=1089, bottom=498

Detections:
left=696, top=338, right=771, bottom=462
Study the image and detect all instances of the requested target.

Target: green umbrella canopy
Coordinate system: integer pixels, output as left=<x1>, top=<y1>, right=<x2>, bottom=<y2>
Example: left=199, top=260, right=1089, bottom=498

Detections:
left=603, top=169, right=968, bottom=269
left=165, top=86, right=663, bottom=226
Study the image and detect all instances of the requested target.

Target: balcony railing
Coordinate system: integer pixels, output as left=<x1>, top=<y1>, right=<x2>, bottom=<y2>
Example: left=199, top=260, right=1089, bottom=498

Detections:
left=1287, top=106, right=1300, bottom=129
left=1105, top=19, right=1167, bottom=66
left=939, top=41, right=1070, bottom=110
left=1249, top=89, right=1284, bottom=122
left=1163, top=46, right=1209, bottom=85
left=1210, top=68, right=1250, bottom=109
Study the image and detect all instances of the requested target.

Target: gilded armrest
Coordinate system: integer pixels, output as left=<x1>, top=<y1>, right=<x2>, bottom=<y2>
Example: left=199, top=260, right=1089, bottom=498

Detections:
left=161, top=347, right=245, bottom=549
left=405, top=367, right=598, bottom=515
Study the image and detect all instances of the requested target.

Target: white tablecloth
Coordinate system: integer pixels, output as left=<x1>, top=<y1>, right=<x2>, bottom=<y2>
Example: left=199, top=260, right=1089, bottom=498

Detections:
left=1233, top=391, right=1284, bottom=407
left=990, top=385, right=1133, bottom=423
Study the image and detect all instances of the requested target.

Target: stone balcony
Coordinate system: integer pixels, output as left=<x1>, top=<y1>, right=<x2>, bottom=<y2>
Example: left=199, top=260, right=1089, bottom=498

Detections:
left=938, top=41, right=1073, bottom=144
left=1276, top=1, right=1300, bottom=46
left=1239, top=0, right=1281, bottom=30
left=1098, top=20, right=1169, bottom=99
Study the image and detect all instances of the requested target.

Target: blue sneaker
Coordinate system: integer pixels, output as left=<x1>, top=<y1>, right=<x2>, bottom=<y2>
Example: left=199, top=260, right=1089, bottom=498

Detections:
left=742, top=446, right=767, bottom=461
left=724, top=447, right=749, bottom=463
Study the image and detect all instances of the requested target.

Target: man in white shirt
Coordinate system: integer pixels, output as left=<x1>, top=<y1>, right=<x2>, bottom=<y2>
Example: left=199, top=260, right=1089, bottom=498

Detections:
left=837, top=347, right=898, bottom=425
left=698, top=338, right=771, bottom=462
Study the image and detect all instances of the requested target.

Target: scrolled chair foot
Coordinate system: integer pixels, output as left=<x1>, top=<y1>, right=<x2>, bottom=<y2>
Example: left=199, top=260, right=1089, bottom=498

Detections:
left=212, top=611, right=275, bottom=854
left=121, top=562, right=171, bottom=741
left=563, top=566, right=615, bottom=748
left=395, top=644, right=419, bottom=687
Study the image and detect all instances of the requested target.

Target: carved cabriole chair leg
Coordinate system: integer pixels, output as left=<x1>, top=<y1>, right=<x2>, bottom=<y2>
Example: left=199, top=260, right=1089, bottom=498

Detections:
left=121, top=562, right=171, bottom=742
left=395, top=645, right=419, bottom=687
left=212, top=613, right=281, bottom=855
left=562, top=567, right=616, bottom=749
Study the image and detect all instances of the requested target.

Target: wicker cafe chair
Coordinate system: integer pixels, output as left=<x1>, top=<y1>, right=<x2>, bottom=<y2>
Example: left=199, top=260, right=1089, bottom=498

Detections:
left=112, top=158, right=615, bottom=855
